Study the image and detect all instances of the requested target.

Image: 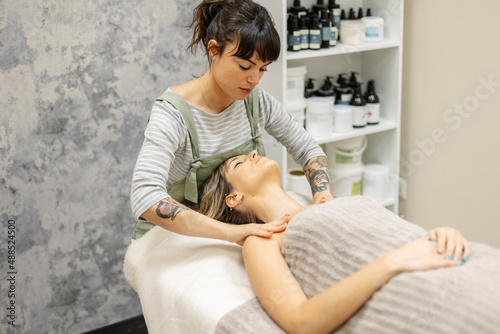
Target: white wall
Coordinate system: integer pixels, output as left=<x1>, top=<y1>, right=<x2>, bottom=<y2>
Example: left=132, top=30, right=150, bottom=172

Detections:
left=400, top=0, right=500, bottom=248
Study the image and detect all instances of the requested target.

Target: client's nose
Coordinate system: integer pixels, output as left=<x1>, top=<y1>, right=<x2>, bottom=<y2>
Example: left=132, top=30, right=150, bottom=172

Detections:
left=248, top=150, right=259, bottom=161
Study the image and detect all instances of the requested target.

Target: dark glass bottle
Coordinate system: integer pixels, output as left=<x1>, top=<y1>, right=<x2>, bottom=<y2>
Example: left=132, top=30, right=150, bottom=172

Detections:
left=316, top=76, right=336, bottom=101
left=349, top=71, right=359, bottom=89
left=309, top=16, right=321, bottom=50
left=305, top=78, right=316, bottom=98
left=365, top=80, right=380, bottom=125
left=290, top=0, right=307, bottom=18
left=299, top=16, right=310, bottom=50
left=328, top=0, right=341, bottom=40
left=287, top=15, right=301, bottom=52
left=313, top=0, right=327, bottom=17
left=334, top=74, right=352, bottom=105
left=320, top=10, right=331, bottom=48
left=350, top=82, right=367, bottom=128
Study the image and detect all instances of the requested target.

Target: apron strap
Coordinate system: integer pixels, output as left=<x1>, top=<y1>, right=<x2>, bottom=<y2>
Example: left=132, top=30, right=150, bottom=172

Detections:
left=245, top=87, right=266, bottom=156
left=156, top=91, right=201, bottom=159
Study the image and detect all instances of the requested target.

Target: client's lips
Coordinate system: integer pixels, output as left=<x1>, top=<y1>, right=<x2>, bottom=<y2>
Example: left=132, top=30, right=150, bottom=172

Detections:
left=255, top=156, right=262, bottom=164
left=240, top=87, right=252, bottom=94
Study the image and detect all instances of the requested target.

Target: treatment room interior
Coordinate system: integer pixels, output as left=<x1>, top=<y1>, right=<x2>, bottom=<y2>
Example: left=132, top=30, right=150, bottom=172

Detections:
left=1, top=0, right=499, bottom=333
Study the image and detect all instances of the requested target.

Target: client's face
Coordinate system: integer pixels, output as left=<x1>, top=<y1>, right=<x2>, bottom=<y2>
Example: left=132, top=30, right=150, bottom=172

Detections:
left=224, top=150, right=281, bottom=195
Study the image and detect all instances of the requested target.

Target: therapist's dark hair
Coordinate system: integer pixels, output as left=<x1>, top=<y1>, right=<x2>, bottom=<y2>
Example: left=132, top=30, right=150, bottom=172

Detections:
left=188, top=0, right=281, bottom=63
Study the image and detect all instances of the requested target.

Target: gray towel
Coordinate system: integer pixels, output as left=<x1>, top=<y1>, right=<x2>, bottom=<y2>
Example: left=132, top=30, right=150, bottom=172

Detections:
left=215, top=196, right=500, bottom=333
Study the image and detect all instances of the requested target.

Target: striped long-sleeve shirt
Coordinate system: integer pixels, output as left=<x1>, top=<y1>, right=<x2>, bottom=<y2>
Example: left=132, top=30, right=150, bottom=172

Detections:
left=130, top=87, right=325, bottom=219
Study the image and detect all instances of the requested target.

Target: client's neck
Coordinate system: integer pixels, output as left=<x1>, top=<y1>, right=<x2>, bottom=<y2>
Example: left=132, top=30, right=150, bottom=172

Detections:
left=245, top=184, right=305, bottom=223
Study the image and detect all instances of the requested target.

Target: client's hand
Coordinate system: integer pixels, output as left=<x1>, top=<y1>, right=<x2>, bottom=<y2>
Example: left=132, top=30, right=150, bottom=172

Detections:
left=386, top=237, right=461, bottom=273
left=428, top=227, right=470, bottom=263
left=226, top=214, right=290, bottom=246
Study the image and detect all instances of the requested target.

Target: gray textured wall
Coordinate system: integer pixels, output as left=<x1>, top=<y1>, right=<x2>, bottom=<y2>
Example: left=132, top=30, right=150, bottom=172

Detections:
left=0, top=0, right=203, bottom=333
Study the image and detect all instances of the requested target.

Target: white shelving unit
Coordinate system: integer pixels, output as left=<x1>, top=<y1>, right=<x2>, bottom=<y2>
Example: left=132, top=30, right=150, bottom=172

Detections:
left=260, top=0, right=403, bottom=213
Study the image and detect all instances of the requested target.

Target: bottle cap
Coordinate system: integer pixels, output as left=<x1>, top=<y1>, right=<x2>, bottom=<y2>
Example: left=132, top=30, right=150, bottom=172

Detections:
left=348, top=8, right=356, bottom=20
left=357, top=7, right=364, bottom=19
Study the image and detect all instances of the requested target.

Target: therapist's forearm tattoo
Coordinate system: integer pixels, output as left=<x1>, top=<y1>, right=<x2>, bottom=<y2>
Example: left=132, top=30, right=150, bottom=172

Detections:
left=156, top=198, right=189, bottom=220
left=304, top=156, right=330, bottom=196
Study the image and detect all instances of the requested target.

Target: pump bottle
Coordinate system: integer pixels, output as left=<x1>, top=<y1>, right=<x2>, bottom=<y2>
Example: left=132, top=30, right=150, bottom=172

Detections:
left=349, top=71, right=359, bottom=89
left=328, top=0, right=341, bottom=40
left=309, top=16, right=321, bottom=50
left=287, top=15, right=301, bottom=52
left=328, top=12, right=337, bottom=46
left=299, top=17, right=310, bottom=50
left=320, top=10, right=331, bottom=48
left=365, top=80, right=380, bottom=125
left=350, top=82, right=367, bottom=128
left=290, top=0, right=307, bottom=18
left=334, top=74, right=352, bottom=105
left=305, top=78, right=316, bottom=98
left=316, top=76, right=336, bottom=102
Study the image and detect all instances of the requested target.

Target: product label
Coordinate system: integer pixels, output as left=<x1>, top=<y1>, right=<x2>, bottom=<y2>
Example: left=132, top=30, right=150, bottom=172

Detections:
left=301, top=30, right=309, bottom=49
left=322, top=27, right=331, bottom=42
left=330, top=27, right=337, bottom=46
left=309, top=30, right=321, bottom=48
left=367, top=103, right=380, bottom=123
left=334, top=11, right=341, bottom=33
left=352, top=105, right=368, bottom=126
left=351, top=180, right=362, bottom=196
left=336, top=93, right=352, bottom=105
left=288, top=33, right=301, bottom=51
left=366, top=27, right=380, bottom=38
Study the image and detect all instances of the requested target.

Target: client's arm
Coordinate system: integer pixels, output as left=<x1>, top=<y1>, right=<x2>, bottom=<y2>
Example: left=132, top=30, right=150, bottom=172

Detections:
left=242, top=234, right=461, bottom=334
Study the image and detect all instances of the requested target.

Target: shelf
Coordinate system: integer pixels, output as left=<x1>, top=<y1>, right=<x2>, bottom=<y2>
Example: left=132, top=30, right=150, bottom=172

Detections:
left=286, top=39, right=400, bottom=61
left=313, top=119, right=397, bottom=145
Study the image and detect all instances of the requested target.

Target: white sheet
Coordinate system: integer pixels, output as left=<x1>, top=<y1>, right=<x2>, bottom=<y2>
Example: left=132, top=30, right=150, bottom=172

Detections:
left=123, top=191, right=312, bottom=334
left=124, top=227, right=254, bottom=334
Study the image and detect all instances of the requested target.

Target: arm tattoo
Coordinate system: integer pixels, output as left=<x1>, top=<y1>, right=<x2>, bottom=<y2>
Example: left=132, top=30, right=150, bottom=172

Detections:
left=307, top=169, right=329, bottom=195
left=156, top=198, right=189, bottom=220
left=304, top=156, right=330, bottom=197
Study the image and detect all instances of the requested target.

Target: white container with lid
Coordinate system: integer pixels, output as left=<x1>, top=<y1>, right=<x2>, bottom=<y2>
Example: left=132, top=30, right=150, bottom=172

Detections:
left=330, top=163, right=364, bottom=197
left=306, top=97, right=333, bottom=137
left=340, top=20, right=366, bottom=45
left=361, top=16, right=385, bottom=42
left=362, top=164, right=391, bottom=203
left=287, top=62, right=307, bottom=102
left=326, top=136, right=367, bottom=169
left=332, top=104, right=352, bottom=133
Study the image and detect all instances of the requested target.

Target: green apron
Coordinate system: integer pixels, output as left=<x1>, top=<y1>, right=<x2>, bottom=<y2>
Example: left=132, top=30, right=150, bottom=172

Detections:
left=132, top=87, right=265, bottom=239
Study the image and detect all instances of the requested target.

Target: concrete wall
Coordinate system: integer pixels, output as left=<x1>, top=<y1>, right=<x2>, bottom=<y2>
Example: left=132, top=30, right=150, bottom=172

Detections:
left=400, top=0, right=500, bottom=248
left=0, top=0, right=203, bottom=332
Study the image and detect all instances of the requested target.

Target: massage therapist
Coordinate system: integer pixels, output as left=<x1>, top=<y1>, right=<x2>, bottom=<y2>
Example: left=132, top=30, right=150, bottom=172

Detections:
left=130, top=0, right=334, bottom=243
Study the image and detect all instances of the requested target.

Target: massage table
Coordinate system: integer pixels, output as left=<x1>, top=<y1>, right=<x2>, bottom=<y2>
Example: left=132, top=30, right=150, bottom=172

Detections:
left=124, top=195, right=500, bottom=333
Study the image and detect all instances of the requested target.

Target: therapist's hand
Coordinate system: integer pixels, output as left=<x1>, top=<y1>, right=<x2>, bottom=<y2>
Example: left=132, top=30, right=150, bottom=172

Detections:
left=428, top=227, right=470, bottom=264
left=226, top=214, right=290, bottom=246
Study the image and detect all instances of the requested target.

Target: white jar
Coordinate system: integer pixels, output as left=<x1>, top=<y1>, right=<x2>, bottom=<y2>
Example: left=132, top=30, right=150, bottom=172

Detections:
left=306, top=97, right=333, bottom=137
left=340, top=20, right=366, bottom=45
left=332, top=105, right=352, bottom=133
left=361, top=16, right=384, bottom=42
left=362, top=164, right=391, bottom=203
left=287, top=62, right=307, bottom=101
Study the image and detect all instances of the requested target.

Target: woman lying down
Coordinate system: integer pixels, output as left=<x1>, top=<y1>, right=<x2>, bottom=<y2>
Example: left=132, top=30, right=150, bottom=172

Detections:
left=199, top=150, right=500, bottom=334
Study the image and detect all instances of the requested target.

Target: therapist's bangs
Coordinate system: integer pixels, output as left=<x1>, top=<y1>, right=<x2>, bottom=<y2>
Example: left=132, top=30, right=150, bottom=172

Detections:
left=232, top=23, right=281, bottom=63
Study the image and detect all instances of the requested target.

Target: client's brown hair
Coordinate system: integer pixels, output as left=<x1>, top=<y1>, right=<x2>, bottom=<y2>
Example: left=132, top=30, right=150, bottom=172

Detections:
left=199, top=161, right=260, bottom=225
